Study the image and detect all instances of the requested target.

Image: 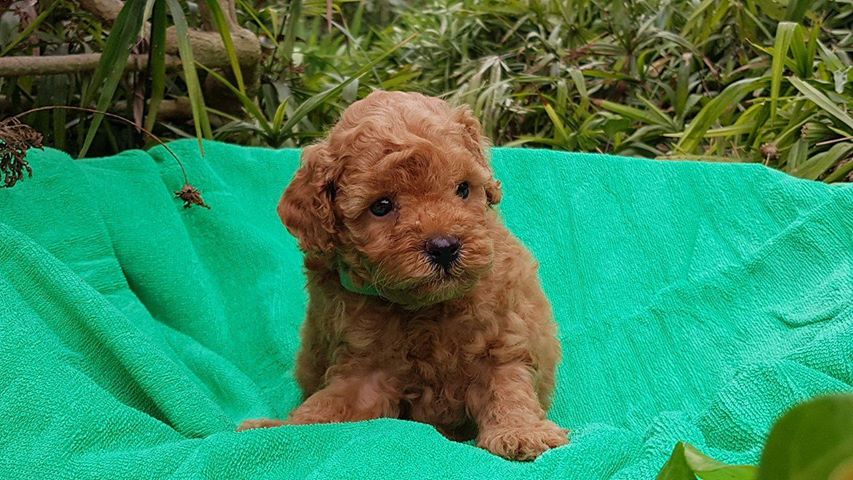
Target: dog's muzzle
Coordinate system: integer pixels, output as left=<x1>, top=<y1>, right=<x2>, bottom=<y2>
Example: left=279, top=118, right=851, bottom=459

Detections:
left=424, top=235, right=461, bottom=271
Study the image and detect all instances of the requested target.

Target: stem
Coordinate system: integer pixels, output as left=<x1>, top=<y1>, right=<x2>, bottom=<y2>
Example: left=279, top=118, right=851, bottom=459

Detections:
left=9, top=106, right=188, bottom=184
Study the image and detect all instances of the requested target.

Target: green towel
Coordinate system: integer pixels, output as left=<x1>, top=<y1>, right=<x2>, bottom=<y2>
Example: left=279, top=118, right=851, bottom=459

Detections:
left=0, top=140, right=850, bottom=479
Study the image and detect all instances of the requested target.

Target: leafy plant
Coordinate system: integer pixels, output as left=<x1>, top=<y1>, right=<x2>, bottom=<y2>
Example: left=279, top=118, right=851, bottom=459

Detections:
left=202, top=31, right=418, bottom=147
left=657, top=394, right=853, bottom=480
left=1, top=0, right=851, bottom=181
left=657, top=443, right=756, bottom=480
left=79, top=0, right=147, bottom=157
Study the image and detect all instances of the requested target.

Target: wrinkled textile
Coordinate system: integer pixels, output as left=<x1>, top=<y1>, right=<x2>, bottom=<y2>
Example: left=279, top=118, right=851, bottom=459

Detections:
left=0, top=140, right=850, bottom=479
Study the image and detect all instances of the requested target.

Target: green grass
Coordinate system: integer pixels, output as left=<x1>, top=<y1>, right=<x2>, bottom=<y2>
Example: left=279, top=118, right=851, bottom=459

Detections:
left=0, top=0, right=851, bottom=181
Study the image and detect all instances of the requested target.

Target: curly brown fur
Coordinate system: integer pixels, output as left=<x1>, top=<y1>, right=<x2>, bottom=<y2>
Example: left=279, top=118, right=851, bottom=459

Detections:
left=239, top=91, right=567, bottom=461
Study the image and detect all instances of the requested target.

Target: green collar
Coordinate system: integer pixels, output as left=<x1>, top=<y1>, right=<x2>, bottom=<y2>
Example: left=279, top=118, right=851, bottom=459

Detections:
left=338, top=265, right=381, bottom=297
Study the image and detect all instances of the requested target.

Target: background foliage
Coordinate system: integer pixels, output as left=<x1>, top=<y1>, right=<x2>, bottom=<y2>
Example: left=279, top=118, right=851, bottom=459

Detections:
left=0, top=0, right=851, bottom=181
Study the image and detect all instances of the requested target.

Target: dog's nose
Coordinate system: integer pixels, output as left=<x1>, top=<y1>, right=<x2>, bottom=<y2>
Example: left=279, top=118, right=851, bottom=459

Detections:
left=425, top=235, right=461, bottom=270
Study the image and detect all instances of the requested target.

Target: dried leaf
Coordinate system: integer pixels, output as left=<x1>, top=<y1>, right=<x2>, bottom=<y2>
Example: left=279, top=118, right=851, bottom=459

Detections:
left=0, top=117, right=43, bottom=188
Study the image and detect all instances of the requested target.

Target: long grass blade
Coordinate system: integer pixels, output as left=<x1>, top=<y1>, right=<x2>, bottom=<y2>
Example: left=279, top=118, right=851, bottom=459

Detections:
left=543, top=102, right=568, bottom=144
left=595, top=99, right=674, bottom=129
left=278, top=33, right=418, bottom=135
left=236, top=0, right=274, bottom=39
left=824, top=150, right=853, bottom=182
left=568, top=68, right=589, bottom=113
left=784, top=139, right=808, bottom=169
left=788, top=24, right=812, bottom=79
left=788, top=77, right=853, bottom=132
left=0, top=1, right=60, bottom=56
left=202, top=0, right=246, bottom=93
left=790, top=143, right=853, bottom=180
left=197, top=63, right=272, bottom=134
left=675, top=77, right=767, bottom=154
left=80, top=0, right=147, bottom=157
left=784, top=0, right=811, bottom=22
left=770, top=22, right=797, bottom=125
left=144, top=0, right=168, bottom=132
left=666, top=123, right=757, bottom=138
left=166, top=0, right=213, bottom=151
left=279, top=0, right=303, bottom=65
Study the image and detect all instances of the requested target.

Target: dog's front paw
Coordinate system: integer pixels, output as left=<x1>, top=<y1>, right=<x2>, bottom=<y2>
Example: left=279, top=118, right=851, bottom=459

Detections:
left=285, top=407, right=339, bottom=425
left=236, top=418, right=286, bottom=431
left=477, top=420, right=569, bottom=461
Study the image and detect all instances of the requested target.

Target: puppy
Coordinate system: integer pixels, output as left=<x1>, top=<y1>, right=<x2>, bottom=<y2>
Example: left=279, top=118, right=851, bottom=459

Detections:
left=240, top=91, right=567, bottom=461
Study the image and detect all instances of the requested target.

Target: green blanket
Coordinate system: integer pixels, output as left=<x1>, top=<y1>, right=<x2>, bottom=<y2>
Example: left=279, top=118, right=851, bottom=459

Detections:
left=1, top=140, right=851, bottom=479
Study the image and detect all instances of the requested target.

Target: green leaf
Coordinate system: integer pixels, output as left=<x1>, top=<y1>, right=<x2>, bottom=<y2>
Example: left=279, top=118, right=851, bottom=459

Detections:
left=166, top=0, right=213, bottom=150
left=144, top=0, right=168, bottom=132
left=788, top=77, right=853, bottom=132
left=825, top=153, right=853, bottom=183
left=666, top=123, right=757, bottom=139
left=595, top=99, right=673, bottom=129
left=789, top=143, right=853, bottom=180
left=279, top=0, right=303, bottom=65
left=752, top=0, right=786, bottom=20
left=680, top=0, right=717, bottom=38
left=674, top=54, right=691, bottom=120
left=278, top=32, right=418, bottom=136
left=271, top=99, right=289, bottom=133
left=235, top=0, right=273, bottom=39
left=350, top=0, right=365, bottom=37
left=568, top=68, right=589, bottom=113
left=555, top=80, right=568, bottom=117
left=638, top=96, right=678, bottom=130
left=80, top=0, right=147, bottom=158
left=770, top=22, right=797, bottom=125
left=198, top=64, right=272, bottom=134
left=675, top=78, right=768, bottom=154
left=784, top=139, right=808, bottom=170
left=201, top=0, right=245, bottom=93
left=784, top=0, right=811, bottom=22
left=788, top=25, right=812, bottom=79
left=657, top=443, right=757, bottom=480
left=543, top=101, right=569, bottom=144
left=758, top=394, right=853, bottom=479
left=380, top=70, right=422, bottom=90
left=816, top=40, right=845, bottom=72
left=0, top=0, right=60, bottom=56
left=505, top=136, right=568, bottom=148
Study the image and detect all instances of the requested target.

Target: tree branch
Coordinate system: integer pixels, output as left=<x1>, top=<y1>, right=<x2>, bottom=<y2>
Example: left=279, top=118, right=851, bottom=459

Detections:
left=0, top=28, right=260, bottom=78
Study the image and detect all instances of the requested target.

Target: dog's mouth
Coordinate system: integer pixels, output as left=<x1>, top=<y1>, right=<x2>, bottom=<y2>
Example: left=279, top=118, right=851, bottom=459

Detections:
left=341, top=237, right=494, bottom=309
left=366, top=256, right=492, bottom=309
left=379, top=277, right=476, bottom=309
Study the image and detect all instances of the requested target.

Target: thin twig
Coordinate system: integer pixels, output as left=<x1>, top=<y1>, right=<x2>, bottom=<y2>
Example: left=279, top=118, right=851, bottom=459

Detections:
left=10, top=105, right=188, bottom=184
left=816, top=135, right=853, bottom=147
left=4, top=106, right=210, bottom=208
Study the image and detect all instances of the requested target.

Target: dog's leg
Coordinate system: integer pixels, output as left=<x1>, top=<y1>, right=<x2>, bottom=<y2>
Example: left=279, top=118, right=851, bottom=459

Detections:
left=236, top=418, right=286, bottom=431
left=286, top=371, right=400, bottom=425
left=469, top=363, right=568, bottom=461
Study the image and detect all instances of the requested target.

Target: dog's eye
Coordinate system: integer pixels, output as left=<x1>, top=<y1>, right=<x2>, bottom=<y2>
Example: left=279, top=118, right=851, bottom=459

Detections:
left=456, top=182, right=470, bottom=199
left=369, top=198, right=394, bottom=217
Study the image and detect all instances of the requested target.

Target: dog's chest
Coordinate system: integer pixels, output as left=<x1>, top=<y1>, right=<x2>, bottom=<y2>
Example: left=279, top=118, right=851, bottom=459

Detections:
left=388, top=314, right=493, bottom=423
left=397, top=310, right=491, bottom=372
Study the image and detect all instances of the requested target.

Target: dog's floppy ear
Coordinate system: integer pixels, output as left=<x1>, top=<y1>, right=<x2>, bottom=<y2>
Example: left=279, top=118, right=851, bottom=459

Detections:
left=453, top=105, right=487, bottom=158
left=278, top=143, right=339, bottom=255
left=453, top=105, right=502, bottom=206
left=484, top=179, right=502, bottom=206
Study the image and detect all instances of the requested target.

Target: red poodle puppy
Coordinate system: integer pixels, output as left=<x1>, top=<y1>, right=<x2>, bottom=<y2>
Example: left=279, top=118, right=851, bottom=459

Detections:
left=240, top=90, right=567, bottom=461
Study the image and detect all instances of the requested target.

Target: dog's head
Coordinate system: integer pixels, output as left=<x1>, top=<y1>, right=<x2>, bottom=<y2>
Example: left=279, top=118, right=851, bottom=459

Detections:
left=279, top=91, right=502, bottom=308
